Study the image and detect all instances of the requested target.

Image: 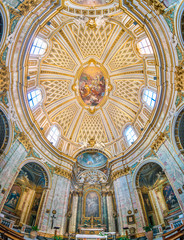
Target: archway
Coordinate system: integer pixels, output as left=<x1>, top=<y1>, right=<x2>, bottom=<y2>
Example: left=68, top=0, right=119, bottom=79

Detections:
left=2, top=162, right=49, bottom=227
left=135, top=162, right=181, bottom=227
left=0, top=109, right=10, bottom=155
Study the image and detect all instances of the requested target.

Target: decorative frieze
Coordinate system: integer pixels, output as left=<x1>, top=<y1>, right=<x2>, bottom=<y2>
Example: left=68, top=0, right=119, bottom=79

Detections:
left=54, top=166, right=72, bottom=179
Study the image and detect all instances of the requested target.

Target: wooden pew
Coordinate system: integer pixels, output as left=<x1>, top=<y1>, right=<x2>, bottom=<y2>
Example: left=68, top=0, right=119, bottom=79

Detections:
left=162, top=224, right=184, bottom=240
left=0, top=223, right=25, bottom=240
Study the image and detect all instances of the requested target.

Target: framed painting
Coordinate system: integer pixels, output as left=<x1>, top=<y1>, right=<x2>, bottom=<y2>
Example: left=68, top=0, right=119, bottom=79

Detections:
left=127, top=215, right=135, bottom=225
left=85, top=191, right=100, bottom=218
left=163, top=184, right=179, bottom=210
left=5, top=184, right=21, bottom=210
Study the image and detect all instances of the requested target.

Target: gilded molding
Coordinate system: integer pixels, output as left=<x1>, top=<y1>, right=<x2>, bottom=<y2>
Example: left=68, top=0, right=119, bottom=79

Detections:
left=17, top=132, right=33, bottom=152
left=151, top=132, right=166, bottom=152
left=0, top=67, right=9, bottom=93
left=54, top=166, right=72, bottom=179
left=142, top=0, right=166, bottom=14
left=111, top=166, right=131, bottom=180
left=175, top=66, right=184, bottom=92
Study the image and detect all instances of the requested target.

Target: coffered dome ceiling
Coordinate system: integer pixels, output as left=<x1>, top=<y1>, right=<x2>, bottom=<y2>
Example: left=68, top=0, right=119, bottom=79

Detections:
left=26, top=7, right=157, bottom=158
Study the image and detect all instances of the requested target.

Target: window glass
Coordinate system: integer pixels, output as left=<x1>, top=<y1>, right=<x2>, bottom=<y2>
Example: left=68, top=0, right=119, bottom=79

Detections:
left=124, top=126, right=137, bottom=146
left=47, top=126, right=60, bottom=146
left=27, top=89, right=42, bottom=108
left=30, top=37, right=47, bottom=55
left=137, top=37, right=153, bottom=54
left=143, top=89, right=156, bottom=108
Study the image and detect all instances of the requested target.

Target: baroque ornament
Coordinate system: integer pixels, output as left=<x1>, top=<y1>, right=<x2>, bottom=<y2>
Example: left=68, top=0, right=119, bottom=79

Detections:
left=54, top=166, right=72, bottom=179
left=73, top=15, right=109, bottom=29
left=151, top=132, right=166, bottom=152
left=78, top=170, right=107, bottom=184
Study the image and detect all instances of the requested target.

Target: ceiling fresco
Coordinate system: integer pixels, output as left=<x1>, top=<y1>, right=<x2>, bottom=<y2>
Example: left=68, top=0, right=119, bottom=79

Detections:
left=26, top=7, right=158, bottom=158
left=77, top=152, right=107, bottom=168
left=79, top=66, right=106, bottom=106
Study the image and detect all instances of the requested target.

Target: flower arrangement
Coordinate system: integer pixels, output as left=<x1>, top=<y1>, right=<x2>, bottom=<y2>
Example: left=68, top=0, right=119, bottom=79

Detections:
left=99, top=232, right=108, bottom=236
left=143, top=224, right=153, bottom=232
left=31, top=225, right=39, bottom=232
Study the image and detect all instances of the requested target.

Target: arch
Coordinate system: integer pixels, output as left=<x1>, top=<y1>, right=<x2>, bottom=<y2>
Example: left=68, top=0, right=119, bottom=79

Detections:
left=0, top=2, right=9, bottom=52
left=132, top=158, right=182, bottom=226
left=0, top=105, right=13, bottom=156
left=132, top=158, right=166, bottom=189
left=17, top=158, right=52, bottom=189
left=171, top=104, right=184, bottom=155
left=2, top=159, right=52, bottom=227
left=175, top=1, right=184, bottom=50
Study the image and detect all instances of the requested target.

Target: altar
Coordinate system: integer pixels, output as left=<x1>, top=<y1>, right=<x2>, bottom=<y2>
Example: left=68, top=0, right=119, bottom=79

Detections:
left=76, top=234, right=107, bottom=240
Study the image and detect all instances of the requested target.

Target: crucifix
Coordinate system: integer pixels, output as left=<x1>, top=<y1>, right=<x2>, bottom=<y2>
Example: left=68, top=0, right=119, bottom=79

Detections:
left=51, top=210, right=57, bottom=229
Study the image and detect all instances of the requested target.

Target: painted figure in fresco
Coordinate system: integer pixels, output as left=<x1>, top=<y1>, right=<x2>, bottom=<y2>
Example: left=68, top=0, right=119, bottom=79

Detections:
left=143, top=194, right=152, bottom=212
left=73, top=0, right=110, bottom=6
left=5, top=188, right=20, bottom=209
left=85, top=192, right=99, bottom=217
left=77, top=152, right=107, bottom=168
left=163, top=184, right=179, bottom=210
left=32, top=196, right=41, bottom=211
left=79, top=66, right=106, bottom=106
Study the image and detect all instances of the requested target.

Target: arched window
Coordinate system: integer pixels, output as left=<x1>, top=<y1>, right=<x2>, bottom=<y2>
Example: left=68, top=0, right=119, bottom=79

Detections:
left=0, top=13, right=3, bottom=43
left=47, top=125, right=60, bottom=146
left=142, top=89, right=156, bottom=108
left=27, top=89, right=42, bottom=108
left=137, top=37, right=153, bottom=54
left=124, top=126, right=137, bottom=146
left=30, top=38, right=47, bottom=55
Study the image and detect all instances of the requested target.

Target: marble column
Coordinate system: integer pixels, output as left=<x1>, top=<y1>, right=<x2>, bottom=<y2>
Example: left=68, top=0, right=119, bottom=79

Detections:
left=150, top=189, right=164, bottom=225
left=102, top=192, right=108, bottom=231
left=69, top=192, right=79, bottom=233
left=76, top=191, right=83, bottom=230
left=40, top=173, right=71, bottom=235
left=38, top=188, right=50, bottom=229
left=113, top=173, right=144, bottom=235
left=107, top=192, right=115, bottom=232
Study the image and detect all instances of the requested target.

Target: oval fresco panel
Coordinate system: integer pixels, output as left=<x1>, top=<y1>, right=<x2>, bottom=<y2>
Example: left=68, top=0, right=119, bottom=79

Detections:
left=72, top=0, right=110, bottom=6
left=79, top=66, right=106, bottom=106
left=77, top=152, right=107, bottom=168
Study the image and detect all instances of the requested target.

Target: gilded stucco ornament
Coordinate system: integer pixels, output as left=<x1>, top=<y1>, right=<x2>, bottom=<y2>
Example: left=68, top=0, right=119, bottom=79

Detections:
left=151, top=132, right=167, bottom=152
left=54, top=166, right=72, bottom=179
left=175, top=66, right=184, bottom=92
left=111, top=166, right=131, bottom=180
left=17, top=132, right=33, bottom=152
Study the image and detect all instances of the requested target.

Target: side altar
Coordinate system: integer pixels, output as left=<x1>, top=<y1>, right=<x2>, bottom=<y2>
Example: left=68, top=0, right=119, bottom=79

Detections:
left=78, top=216, right=106, bottom=234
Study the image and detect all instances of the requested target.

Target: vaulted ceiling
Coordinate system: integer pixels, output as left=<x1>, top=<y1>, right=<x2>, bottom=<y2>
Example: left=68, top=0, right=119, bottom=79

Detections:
left=27, top=9, right=157, bottom=158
